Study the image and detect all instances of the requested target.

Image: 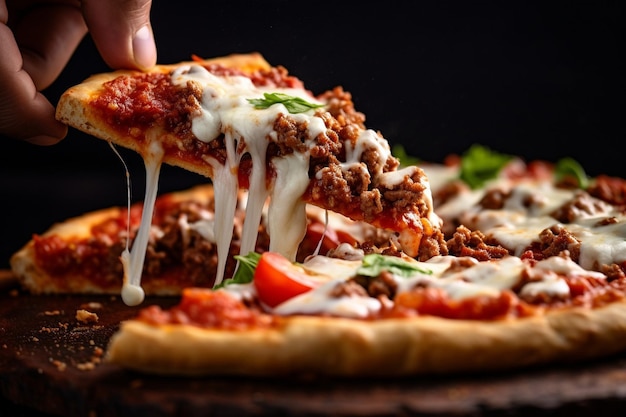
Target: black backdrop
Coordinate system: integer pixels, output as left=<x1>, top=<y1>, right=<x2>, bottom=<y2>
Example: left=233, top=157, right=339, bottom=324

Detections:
left=0, top=1, right=623, bottom=268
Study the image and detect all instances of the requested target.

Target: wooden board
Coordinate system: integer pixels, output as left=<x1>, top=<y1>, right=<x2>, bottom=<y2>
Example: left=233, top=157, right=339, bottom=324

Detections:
left=2, top=286, right=626, bottom=417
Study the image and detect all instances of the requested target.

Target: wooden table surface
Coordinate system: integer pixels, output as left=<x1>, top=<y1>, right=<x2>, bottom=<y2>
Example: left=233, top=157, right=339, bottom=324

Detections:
left=2, top=284, right=626, bottom=417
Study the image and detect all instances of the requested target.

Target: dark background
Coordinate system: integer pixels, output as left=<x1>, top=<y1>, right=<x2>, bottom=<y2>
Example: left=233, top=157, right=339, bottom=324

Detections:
left=0, top=1, right=623, bottom=268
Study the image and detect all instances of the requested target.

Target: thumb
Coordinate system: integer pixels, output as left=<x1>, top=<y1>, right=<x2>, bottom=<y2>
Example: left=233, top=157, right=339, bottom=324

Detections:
left=80, top=0, right=156, bottom=70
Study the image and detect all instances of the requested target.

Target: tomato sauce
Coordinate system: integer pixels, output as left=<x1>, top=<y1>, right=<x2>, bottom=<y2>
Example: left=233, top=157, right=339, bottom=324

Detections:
left=137, top=289, right=277, bottom=330
left=390, top=287, right=537, bottom=320
left=33, top=234, right=125, bottom=289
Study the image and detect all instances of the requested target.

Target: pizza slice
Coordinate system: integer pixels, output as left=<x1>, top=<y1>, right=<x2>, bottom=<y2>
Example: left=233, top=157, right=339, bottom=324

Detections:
left=10, top=184, right=389, bottom=296
left=54, top=52, right=446, bottom=305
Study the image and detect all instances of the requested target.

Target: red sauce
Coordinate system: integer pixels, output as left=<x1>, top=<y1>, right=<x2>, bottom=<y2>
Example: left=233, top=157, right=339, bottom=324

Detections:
left=33, top=234, right=124, bottom=290
left=89, top=64, right=306, bottom=175
left=132, top=272, right=626, bottom=328
left=390, top=287, right=537, bottom=320
left=91, top=65, right=302, bottom=137
left=137, top=288, right=277, bottom=330
left=91, top=73, right=196, bottom=136
left=32, top=196, right=185, bottom=285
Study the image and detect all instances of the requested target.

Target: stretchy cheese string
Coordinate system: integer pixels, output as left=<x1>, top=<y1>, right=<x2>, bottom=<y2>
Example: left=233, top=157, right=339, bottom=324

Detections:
left=238, top=138, right=270, bottom=258
left=312, top=210, right=330, bottom=257
left=107, top=141, right=133, bottom=249
left=108, top=142, right=139, bottom=304
left=206, top=156, right=238, bottom=287
left=119, top=138, right=164, bottom=306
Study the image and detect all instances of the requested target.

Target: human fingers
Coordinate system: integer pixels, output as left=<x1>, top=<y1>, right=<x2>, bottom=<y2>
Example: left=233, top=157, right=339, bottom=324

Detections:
left=0, top=16, right=67, bottom=144
left=81, top=0, right=156, bottom=70
left=9, top=0, right=87, bottom=90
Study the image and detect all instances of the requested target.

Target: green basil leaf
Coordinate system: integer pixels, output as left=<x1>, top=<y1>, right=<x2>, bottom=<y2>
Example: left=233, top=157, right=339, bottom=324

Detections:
left=214, top=251, right=261, bottom=288
left=555, top=157, right=589, bottom=189
left=459, top=144, right=513, bottom=189
left=247, top=93, right=325, bottom=114
left=392, top=144, right=421, bottom=168
left=357, top=254, right=432, bottom=278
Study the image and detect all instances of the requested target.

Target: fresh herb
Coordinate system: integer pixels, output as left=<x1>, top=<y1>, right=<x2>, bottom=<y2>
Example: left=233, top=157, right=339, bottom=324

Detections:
left=555, top=157, right=589, bottom=189
left=247, top=93, right=325, bottom=114
left=459, top=144, right=513, bottom=189
left=214, top=252, right=261, bottom=288
left=357, top=254, right=431, bottom=278
left=392, top=144, right=421, bottom=168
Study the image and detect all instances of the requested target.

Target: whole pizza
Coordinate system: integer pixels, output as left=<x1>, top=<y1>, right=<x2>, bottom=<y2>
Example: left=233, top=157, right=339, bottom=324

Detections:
left=9, top=53, right=626, bottom=377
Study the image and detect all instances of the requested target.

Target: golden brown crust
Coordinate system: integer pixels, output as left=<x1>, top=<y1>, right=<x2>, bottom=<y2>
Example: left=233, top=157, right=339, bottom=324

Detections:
left=55, top=53, right=271, bottom=179
left=106, top=299, right=626, bottom=377
left=10, top=185, right=216, bottom=295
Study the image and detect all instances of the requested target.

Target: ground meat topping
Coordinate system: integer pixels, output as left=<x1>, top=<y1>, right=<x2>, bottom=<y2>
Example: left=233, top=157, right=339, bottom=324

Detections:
left=92, top=73, right=202, bottom=140
left=551, top=191, right=612, bottom=223
left=587, top=175, right=626, bottom=206
left=536, top=224, right=581, bottom=262
left=478, top=187, right=511, bottom=210
left=317, top=86, right=366, bottom=129
left=446, top=225, right=510, bottom=261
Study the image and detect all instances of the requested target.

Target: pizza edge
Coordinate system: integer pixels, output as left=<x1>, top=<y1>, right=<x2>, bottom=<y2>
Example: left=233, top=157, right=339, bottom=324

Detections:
left=106, top=299, right=626, bottom=377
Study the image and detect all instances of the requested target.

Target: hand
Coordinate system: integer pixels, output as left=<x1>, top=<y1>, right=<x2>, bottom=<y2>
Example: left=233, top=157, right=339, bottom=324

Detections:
left=0, top=0, right=156, bottom=145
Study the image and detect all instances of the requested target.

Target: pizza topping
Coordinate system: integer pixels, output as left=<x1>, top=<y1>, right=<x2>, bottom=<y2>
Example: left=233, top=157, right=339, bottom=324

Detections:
left=458, top=144, right=513, bottom=189
left=424, top=154, right=626, bottom=277
left=26, top=186, right=370, bottom=296
left=253, top=252, right=322, bottom=308
left=178, top=249, right=621, bottom=323
left=167, top=64, right=328, bottom=291
left=100, top=61, right=443, bottom=303
left=357, top=253, right=432, bottom=278
left=137, top=288, right=276, bottom=330
left=554, top=157, right=590, bottom=189
left=91, top=72, right=201, bottom=138
left=393, top=287, right=527, bottom=320
left=247, top=92, right=325, bottom=113
left=51, top=55, right=448, bottom=305
left=120, top=139, right=164, bottom=305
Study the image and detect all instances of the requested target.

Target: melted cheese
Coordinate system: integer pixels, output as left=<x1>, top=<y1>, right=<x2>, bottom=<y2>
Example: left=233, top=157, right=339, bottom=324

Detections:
left=434, top=176, right=626, bottom=271
left=120, top=138, right=164, bottom=305
left=114, top=62, right=625, bottom=312
left=118, top=64, right=415, bottom=304
left=175, top=65, right=328, bottom=286
left=218, top=252, right=609, bottom=318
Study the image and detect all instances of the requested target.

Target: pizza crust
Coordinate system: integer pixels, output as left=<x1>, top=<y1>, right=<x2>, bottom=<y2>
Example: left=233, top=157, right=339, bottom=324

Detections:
left=55, top=52, right=272, bottom=179
left=106, top=299, right=626, bottom=376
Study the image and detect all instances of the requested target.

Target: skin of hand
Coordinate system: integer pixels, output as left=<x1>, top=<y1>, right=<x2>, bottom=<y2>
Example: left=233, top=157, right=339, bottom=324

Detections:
left=0, top=0, right=156, bottom=145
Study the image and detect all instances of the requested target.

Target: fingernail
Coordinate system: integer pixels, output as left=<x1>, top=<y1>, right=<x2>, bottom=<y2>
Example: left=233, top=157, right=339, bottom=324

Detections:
left=132, top=25, right=157, bottom=70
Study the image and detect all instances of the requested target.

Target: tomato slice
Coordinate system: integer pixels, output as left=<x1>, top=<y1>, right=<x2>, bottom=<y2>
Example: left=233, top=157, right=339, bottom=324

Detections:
left=254, top=252, right=319, bottom=308
left=303, top=221, right=358, bottom=254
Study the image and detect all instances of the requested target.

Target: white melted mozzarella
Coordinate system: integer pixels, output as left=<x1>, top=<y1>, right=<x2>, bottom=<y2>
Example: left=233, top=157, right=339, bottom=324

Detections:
left=565, top=221, right=626, bottom=270
left=120, top=139, right=163, bottom=306
left=175, top=66, right=332, bottom=287
left=273, top=279, right=383, bottom=318
left=232, top=250, right=610, bottom=318
left=119, top=64, right=408, bottom=304
left=436, top=176, right=626, bottom=272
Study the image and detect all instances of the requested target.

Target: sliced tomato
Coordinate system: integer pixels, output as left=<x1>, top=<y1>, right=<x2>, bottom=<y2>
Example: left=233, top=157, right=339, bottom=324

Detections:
left=254, top=252, right=319, bottom=308
left=306, top=221, right=357, bottom=250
